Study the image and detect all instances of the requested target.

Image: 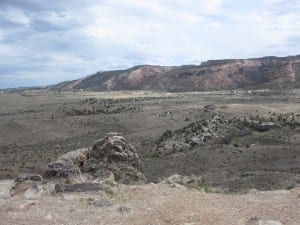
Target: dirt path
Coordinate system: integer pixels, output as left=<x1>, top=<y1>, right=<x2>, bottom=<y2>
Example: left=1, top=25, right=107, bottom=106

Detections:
left=0, top=184, right=299, bottom=225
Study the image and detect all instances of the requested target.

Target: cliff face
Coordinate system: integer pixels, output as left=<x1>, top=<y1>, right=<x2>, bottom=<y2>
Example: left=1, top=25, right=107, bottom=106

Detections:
left=53, top=55, right=300, bottom=92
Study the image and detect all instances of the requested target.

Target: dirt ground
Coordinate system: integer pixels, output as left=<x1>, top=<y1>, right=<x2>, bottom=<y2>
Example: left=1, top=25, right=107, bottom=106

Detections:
left=0, top=183, right=299, bottom=225
left=0, top=89, right=300, bottom=192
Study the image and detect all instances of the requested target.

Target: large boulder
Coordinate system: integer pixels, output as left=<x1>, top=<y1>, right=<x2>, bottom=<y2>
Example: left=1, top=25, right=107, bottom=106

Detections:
left=43, top=148, right=89, bottom=179
left=43, top=134, right=146, bottom=185
left=89, top=135, right=146, bottom=184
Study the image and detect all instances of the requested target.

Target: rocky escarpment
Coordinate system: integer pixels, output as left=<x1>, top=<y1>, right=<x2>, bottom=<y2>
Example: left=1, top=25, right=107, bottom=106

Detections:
left=154, top=105, right=300, bottom=156
left=51, top=55, right=300, bottom=92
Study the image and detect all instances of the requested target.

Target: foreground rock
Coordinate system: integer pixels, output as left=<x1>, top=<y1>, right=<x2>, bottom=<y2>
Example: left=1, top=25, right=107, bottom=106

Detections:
left=43, top=148, right=86, bottom=179
left=44, top=134, right=146, bottom=186
left=55, top=183, right=102, bottom=193
left=88, top=135, right=146, bottom=184
left=0, top=134, right=145, bottom=198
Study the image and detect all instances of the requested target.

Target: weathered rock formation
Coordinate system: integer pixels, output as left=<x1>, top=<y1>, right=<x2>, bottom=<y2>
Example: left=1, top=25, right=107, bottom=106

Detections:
left=44, top=134, right=146, bottom=185
left=43, top=148, right=86, bottom=179
left=154, top=107, right=300, bottom=156
left=86, top=134, right=146, bottom=184
left=155, top=106, right=236, bottom=156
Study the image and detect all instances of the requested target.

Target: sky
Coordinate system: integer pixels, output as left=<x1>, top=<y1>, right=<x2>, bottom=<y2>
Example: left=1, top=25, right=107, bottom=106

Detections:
left=0, top=0, right=300, bottom=88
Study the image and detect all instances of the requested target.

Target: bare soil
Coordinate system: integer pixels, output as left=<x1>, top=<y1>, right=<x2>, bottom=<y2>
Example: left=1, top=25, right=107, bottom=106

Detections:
left=0, top=183, right=299, bottom=225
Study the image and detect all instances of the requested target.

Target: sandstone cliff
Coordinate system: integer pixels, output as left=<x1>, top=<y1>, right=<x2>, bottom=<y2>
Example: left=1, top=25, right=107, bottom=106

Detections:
left=52, top=55, right=300, bottom=92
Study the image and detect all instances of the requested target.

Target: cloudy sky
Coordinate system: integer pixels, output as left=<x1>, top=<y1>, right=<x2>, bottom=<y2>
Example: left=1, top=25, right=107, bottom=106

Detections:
left=0, top=0, right=299, bottom=88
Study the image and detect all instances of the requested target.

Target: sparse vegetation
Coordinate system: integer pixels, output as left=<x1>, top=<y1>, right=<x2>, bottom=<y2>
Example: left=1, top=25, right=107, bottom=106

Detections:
left=0, top=90, right=299, bottom=192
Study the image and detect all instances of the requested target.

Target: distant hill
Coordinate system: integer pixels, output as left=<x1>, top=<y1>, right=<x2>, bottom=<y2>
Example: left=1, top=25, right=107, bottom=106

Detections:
left=5, top=54, right=300, bottom=92
left=51, top=55, right=300, bottom=92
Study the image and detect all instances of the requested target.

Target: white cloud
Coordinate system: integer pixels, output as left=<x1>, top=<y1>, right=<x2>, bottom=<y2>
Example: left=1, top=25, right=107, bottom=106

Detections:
left=0, top=29, right=4, bottom=41
left=205, top=0, right=224, bottom=12
left=115, top=0, right=166, bottom=13
left=83, top=26, right=112, bottom=38
left=0, top=7, right=31, bottom=26
left=0, top=43, right=25, bottom=58
left=209, top=21, right=221, bottom=28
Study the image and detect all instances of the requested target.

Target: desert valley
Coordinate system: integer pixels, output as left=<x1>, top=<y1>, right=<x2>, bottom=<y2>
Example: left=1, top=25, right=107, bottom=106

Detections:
left=0, top=55, right=300, bottom=224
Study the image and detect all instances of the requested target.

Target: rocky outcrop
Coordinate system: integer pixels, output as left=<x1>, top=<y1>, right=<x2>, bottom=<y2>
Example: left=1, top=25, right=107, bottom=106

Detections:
left=50, top=55, right=300, bottom=92
left=154, top=108, right=300, bottom=156
left=44, top=134, right=146, bottom=185
left=88, top=135, right=146, bottom=184
left=0, top=134, right=143, bottom=196
left=155, top=108, right=235, bottom=156
left=43, top=148, right=90, bottom=179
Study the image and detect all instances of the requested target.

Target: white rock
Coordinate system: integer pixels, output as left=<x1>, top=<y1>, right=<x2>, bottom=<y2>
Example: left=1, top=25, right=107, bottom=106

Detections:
left=45, top=214, right=53, bottom=221
left=43, top=182, right=56, bottom=194
left=19, top=201, right=37, bottom=209
left=247, top=218, right=282, bottom=225
left=164, top=174, right=182, bottom=184
left=169, top=183, right=187, bottom=190
left=0, top=180, right=15, bottom=199
left=259, top=220, right=282, bottom=225
left=24, top=184, right=43, bottom=200
left=248, top=188, right=258, bottom=194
